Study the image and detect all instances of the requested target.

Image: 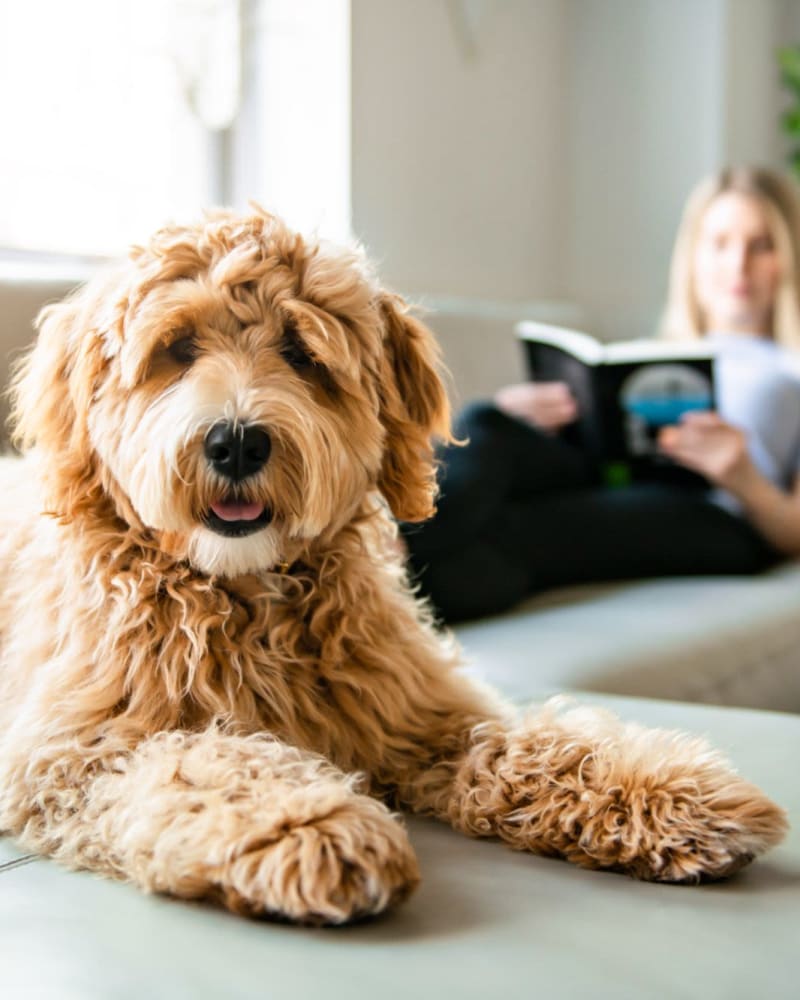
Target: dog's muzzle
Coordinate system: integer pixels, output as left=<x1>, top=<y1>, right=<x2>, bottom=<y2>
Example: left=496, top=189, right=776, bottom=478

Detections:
left=203, top=421, right=273, bottom=537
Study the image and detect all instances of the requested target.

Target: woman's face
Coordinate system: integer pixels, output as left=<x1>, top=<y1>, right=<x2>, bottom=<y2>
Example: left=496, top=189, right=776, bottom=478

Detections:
left=692, top=191, right=782, bottom=336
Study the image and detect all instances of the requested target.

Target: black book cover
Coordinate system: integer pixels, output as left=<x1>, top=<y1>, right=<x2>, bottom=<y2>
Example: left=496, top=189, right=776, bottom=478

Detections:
left=516, top=322, right=716, bottom=487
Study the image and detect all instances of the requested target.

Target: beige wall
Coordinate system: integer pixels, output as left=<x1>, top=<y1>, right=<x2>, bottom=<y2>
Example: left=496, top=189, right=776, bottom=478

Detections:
left=566, top=0, right=796, bottom=341
left=351, top=0, right=570, bottom=303
left=351, top=0, right=800, bottom=394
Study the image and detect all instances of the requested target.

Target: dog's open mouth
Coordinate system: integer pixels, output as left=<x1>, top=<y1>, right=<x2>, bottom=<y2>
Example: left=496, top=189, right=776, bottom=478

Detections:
left=204, top=499, right=273, bottom=537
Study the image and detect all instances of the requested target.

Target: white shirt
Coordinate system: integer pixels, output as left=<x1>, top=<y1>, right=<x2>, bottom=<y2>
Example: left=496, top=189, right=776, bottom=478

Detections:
left=710, top=331, right=800, bottom=506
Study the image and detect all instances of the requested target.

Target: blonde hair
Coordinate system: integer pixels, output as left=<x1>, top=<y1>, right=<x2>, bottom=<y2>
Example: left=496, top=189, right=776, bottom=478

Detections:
left=660, top=166, right=800, bottom=349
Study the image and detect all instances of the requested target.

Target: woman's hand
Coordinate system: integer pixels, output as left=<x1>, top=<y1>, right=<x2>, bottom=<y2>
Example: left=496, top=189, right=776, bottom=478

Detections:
left=494, top=381, right=578, bottom=431
left=657, top=411, right=753, bottom=489
left=660, top=411, right=800, bottom=557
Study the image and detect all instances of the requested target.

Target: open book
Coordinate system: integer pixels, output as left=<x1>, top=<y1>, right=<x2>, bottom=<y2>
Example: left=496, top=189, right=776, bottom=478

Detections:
left=516, top=321, right=716, bottom=487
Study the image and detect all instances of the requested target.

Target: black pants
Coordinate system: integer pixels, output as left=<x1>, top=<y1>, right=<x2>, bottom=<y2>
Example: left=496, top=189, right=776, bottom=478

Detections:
left=401, top=402, right=778, bottom=623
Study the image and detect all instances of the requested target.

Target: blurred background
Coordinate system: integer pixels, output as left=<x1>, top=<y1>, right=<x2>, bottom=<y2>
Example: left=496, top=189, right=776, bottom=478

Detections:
left=2, top=0, right=800, bottom=422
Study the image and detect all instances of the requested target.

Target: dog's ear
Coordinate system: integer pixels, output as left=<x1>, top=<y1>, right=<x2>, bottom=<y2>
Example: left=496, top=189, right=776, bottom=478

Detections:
left=10, top=286, right=108, bottom=517
left=376, top=293, right=452, bottom=522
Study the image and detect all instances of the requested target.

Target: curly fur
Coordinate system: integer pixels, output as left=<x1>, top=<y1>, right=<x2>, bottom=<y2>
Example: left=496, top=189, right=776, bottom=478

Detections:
left=0, top=209, right=788, bottom=924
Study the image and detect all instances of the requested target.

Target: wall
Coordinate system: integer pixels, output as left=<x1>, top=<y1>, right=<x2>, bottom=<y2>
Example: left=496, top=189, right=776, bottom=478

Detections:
left=351, top=0, right=570, bottom=303
left=350, top=0, right=800, bottom=395
left=563, top=0, right=727, bottom=341
left=566, top=0, right=797, bottom=341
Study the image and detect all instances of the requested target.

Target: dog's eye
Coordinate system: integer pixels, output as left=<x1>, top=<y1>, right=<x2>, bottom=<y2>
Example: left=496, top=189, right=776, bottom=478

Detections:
left=279, top=321, right=338, bottom=397
left=167, top=335, right=199, bottom=366
left=279, top=327, right=314, bottom=371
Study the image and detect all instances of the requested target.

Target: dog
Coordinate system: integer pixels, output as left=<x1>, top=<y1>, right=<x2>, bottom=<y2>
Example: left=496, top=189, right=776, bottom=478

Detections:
left=0, top=210, right=787, bottom=924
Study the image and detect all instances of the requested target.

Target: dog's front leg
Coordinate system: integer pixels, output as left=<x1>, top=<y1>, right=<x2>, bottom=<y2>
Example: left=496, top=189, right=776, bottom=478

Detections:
left=414, top=698, right=787, bottom=882
left=382, top=671, right=787, bottom=882
left=2, top=728, right=418, bottom=923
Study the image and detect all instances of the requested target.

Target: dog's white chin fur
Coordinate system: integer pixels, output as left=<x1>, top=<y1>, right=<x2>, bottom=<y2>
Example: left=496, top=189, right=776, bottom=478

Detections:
left=187, top=524, right=284, bottom=577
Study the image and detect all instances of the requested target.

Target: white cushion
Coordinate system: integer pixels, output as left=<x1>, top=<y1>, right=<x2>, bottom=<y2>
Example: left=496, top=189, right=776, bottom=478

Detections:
left=454, top=562, right=800, bottom=712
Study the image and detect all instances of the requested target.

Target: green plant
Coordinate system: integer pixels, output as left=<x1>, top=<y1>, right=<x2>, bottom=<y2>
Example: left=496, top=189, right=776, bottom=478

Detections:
left=779, top=45, right=800, bottom=179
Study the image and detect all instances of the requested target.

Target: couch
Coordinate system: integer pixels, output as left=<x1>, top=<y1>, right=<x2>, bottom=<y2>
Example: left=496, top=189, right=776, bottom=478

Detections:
left=2, top=690, right=798, bottom=1000
left=454, top=562, right=800, bottom=714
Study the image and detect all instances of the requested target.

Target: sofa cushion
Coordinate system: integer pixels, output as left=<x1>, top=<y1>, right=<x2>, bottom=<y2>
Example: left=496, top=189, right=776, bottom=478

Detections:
left=1, top=694, right=798, bottom=1000
left=454, top=562, right=800, bottom=712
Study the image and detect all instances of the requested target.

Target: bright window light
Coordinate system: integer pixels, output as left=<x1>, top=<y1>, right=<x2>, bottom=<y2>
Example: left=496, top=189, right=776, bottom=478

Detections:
left=0, top=0, right=216, bottom=257
left=233, top=0, right=351, bottom=243
left=0, top=0, right=351, bottom=258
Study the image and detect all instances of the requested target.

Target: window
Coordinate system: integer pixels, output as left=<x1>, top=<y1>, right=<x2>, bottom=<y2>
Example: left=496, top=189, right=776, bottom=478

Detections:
left=0, top=0, right=350, bottom=258
left=230, top=0, right=351, bottom=242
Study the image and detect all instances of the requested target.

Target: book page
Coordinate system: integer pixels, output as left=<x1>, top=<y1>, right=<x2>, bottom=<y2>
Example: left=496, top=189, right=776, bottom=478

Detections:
left=602, top=339, right=714, bottom=364
left=516, top=321, right=604, bottom=365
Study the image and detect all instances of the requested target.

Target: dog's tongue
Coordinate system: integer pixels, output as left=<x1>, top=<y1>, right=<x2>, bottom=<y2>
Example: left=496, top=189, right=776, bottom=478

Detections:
left=210, top=501, right=265, bottom=522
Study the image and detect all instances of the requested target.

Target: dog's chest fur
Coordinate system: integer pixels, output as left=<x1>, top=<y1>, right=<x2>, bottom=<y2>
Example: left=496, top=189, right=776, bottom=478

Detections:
left=108, top=557, right=374, bottom=752
left=7, top=518, right=393, bottom=776
left=0, top=458, right=421, bottom=786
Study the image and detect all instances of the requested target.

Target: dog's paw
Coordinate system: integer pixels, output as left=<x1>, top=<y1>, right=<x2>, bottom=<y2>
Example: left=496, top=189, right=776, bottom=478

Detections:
left=566, top=767, right=787, bottom=883
left=219, top=792, right=420, bottom=924
left=555, top=722, right=789, bottom=883
left=481, top=706, right=788, bottom=883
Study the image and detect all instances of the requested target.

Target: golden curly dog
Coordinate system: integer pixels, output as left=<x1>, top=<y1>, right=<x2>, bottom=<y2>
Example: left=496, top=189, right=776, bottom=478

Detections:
left=0, top=211, right=788, bottom=923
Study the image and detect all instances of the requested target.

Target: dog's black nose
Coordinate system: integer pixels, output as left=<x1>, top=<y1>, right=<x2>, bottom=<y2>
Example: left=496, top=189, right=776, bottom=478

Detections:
left=204, top=422, right=271, bottom=481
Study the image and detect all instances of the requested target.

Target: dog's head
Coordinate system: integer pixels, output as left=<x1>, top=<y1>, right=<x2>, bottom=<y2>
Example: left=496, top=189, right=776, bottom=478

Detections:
left=10, top=210, right=451, bottom=576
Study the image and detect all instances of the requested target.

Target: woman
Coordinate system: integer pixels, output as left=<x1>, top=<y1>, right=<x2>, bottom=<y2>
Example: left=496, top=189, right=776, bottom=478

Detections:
left=402, top=166, right=800, bottom=623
